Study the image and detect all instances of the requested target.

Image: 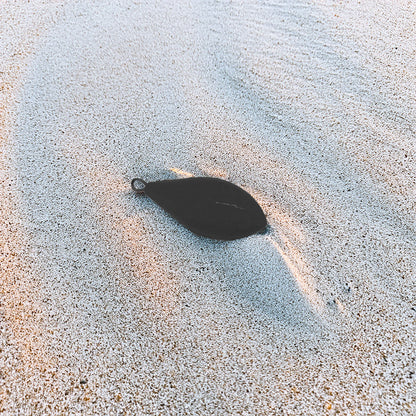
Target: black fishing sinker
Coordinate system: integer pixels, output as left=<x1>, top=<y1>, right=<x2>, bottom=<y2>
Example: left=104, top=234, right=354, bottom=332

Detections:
left=131, top=177, right=267, bottom=241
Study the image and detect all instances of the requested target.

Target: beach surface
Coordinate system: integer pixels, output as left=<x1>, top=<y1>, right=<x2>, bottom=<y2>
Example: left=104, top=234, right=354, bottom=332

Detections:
left=1, top=0, right=415, bottom=414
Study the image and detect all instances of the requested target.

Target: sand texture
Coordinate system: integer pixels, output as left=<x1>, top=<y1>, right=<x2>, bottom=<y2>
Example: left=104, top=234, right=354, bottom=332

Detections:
left=1, top=0, right=415, bottom=414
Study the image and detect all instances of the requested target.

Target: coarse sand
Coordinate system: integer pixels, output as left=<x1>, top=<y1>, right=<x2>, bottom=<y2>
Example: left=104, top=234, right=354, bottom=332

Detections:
left=1, top=0, right=415, bottom=414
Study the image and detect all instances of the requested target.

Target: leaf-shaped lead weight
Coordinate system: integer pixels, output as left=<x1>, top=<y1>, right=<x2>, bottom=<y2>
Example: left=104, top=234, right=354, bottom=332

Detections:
left=131, top=177, right=267, bottom=240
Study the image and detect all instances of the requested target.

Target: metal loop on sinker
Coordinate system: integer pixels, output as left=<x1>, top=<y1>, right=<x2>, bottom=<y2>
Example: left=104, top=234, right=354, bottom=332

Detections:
left=131, top=178, right=147, bottom=194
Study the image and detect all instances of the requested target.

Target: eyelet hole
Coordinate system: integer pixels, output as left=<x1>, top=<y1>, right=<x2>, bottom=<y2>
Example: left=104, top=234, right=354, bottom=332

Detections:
left=131, top=178, right=147, bottom=193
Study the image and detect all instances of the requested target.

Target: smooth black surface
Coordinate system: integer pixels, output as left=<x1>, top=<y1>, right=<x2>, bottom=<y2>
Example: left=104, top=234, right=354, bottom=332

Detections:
left=134, top=177, right=267, bottom=240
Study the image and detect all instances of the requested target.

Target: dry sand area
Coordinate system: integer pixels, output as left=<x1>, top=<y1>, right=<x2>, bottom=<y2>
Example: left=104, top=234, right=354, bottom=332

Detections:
left=1, top=0, right=415, bottom=414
